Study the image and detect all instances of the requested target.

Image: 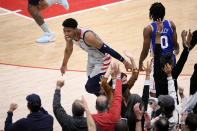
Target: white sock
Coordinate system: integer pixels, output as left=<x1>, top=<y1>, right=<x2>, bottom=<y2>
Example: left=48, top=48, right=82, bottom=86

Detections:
left=40, top=23, right=51, bottom=33
left=46, top=0, right=59, bottom=6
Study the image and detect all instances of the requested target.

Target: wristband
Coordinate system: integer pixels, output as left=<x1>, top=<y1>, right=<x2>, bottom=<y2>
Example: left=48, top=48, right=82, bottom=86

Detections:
left=136, top=118, right=141, bottom=122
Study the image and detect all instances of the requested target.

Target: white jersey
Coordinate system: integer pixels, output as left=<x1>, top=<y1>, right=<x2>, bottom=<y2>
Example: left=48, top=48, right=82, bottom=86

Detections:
left=73, top=27, right=112, bottom=77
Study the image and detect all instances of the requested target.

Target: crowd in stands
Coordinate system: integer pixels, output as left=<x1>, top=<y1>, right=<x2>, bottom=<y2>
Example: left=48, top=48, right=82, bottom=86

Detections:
left=2, top=9, right=197, bottom=131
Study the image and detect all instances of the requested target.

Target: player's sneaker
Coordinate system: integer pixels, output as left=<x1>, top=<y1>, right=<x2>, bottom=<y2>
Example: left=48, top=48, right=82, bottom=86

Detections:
left=36, top=32, right=56, bottom=43
left=59, top=0, right=69, bottom=10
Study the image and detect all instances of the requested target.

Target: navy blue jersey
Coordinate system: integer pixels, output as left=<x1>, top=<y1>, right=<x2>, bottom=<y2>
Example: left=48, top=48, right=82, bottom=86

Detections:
left=150, top=20, right=176, bottom=64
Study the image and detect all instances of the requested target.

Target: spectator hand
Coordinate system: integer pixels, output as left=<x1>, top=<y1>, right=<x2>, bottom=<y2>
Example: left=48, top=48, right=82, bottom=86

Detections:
left=80, top=95, right=89, bottom=111
left=144, top=111, right=151, bottom=129
left=123, top=50, right=137, bottom=69
left=56, top=80, right=64, bottom=88
left=144, top=61, right=152, bottom=76
left=111, top=61, right=121, bottom=78
left=123, top=60, right=133, bottom=72
left=134, top=103, right=144, bottom=120
left=178, top=86, right=184, bottom=98
left=181, top=30, right=187, bottom=45
left=162, top=63, right=172, bottom=77
left=9, top=103, right=18, bottom=112
left=181, top=112, right=188, bottom=123
left=186, top=29, right=192, bottom=48
left=173, top=124, right=179, bottom=131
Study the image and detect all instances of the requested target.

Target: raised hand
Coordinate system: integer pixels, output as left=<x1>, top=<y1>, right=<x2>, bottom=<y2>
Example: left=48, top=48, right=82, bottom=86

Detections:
left=123, top=60, right=133, bottom=72
left=80, top=95, right=88, bottom=111
left=123, top=50, right=137, bottom=69
left=186, top=29, right=193, bottom=47
left=9, top=103, right=18, bottom=112
left=56, top=80, right=64, bottom=88
left=133, top=103, right=144, bottom=120
left=144, top=111, right=151, bottom=129
left=111, top=60, right=121, bottom=78
left=163, top=63, right=172, bottom=77
left=144, top=61, right=152, bottom=76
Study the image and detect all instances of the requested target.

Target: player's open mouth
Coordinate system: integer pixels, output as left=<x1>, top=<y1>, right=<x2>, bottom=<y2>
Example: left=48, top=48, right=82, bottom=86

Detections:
left=65, top=36, right=71, bottom=41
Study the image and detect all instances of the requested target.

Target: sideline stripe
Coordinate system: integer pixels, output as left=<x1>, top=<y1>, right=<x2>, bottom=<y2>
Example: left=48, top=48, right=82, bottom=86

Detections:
left=0, top=62, right=192, bottom=76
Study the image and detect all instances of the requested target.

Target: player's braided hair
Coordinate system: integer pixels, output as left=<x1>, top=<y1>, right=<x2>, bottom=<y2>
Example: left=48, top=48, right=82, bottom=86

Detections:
left=149, top=2, right=165, bottom=21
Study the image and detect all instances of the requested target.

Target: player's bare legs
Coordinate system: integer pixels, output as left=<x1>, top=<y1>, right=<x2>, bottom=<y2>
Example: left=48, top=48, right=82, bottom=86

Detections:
left=27, top=0, right=69, bottom=43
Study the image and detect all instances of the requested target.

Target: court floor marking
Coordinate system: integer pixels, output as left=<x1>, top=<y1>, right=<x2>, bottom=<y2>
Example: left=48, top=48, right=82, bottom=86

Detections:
left=45, top=0, right=132, bottom=21
left=0, top=62, right=192, bottom=76
left=0, top=0, right=131, bottom=21
left=0, top=9, right=21, bottom=16
left=0, top=7, right=33, bottom=20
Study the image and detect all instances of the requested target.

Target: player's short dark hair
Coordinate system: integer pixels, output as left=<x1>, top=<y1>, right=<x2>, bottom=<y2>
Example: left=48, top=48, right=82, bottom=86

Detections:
left=62, top=18, right=78, bottom=28
left=160, top=53, right=174, bottom=68
left=96, top=96, right=108, bottom=112
left=72, top=100, right=84, bottom=116
left=149, top=2, right=165, bottom=21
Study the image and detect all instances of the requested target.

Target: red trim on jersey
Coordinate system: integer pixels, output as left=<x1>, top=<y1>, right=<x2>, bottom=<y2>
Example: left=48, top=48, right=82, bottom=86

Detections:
left=103, top=62, right=111, bottom=66
left=104, top=57, right=111, bottom=62
left=101, top=67, right=108, bottom=71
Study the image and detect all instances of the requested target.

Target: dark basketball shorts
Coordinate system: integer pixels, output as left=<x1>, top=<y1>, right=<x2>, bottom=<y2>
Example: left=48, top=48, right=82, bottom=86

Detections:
left=28, top=0, right=40, bottom=6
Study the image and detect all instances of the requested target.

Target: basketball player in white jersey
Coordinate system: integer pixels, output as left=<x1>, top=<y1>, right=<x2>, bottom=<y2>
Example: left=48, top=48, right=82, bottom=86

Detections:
left=60, top=18, right=133, bottom=96
left=28, top=0, right=69, bottom=43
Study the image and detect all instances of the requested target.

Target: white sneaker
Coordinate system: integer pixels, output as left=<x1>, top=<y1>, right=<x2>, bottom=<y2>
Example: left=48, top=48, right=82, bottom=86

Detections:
left=59, top=0, right=69, bottom=10
left=36, top=32, right=56, bottom=43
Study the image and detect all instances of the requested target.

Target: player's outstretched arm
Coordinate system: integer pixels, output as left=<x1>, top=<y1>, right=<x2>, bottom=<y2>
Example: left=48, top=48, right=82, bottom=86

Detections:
left=170, top=21, right=180, bottom=55
left=84, top=31, right=132, bottom=71
left=60, top=41, right=73, bottom=76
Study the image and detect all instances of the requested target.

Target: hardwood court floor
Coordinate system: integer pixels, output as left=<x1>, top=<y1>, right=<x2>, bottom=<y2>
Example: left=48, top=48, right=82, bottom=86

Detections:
left=0, top=0, right=197, bottom=130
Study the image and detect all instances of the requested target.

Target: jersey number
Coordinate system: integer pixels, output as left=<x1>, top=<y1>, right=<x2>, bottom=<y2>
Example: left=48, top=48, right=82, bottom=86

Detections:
left=160, top=36, right=168, bottom=49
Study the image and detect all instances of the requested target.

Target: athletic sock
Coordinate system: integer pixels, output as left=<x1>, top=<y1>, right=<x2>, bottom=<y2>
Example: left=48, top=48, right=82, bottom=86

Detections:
left=46, top=0, right=60, bottom=6
left=40, top=23, right=51, bottom=33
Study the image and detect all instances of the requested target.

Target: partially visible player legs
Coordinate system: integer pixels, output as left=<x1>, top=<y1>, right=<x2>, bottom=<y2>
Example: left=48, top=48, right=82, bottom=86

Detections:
left=85, top=56, right=111, bottom=96
left=27, top=0, right=69, bottom=43
left=28, top=2, right=55, bottom=43
left=85, top=73, right=105, bottom=96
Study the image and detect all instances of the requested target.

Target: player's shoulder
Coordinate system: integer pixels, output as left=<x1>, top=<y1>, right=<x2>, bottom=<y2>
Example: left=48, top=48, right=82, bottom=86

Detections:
left=143, top=25, right=152, bottom=34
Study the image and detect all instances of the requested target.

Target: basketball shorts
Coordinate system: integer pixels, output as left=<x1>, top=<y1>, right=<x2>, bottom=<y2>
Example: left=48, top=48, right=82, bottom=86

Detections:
left=28, top=0, right=40, bottom=6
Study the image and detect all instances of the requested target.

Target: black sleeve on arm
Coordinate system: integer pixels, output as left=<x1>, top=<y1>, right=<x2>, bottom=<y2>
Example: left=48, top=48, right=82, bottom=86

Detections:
left=5, top=112, right=24, bottom=131
left=98, top=43, right=125, bottom=62
left=172, top=47, right=189, bottom=79
left=53, top=89, right=72, bottom=128
left=5, top=112, right=13, bottom=131
left=153, top=44, right=162, bottom=82
left=142, top=84, right=150, bottom=111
